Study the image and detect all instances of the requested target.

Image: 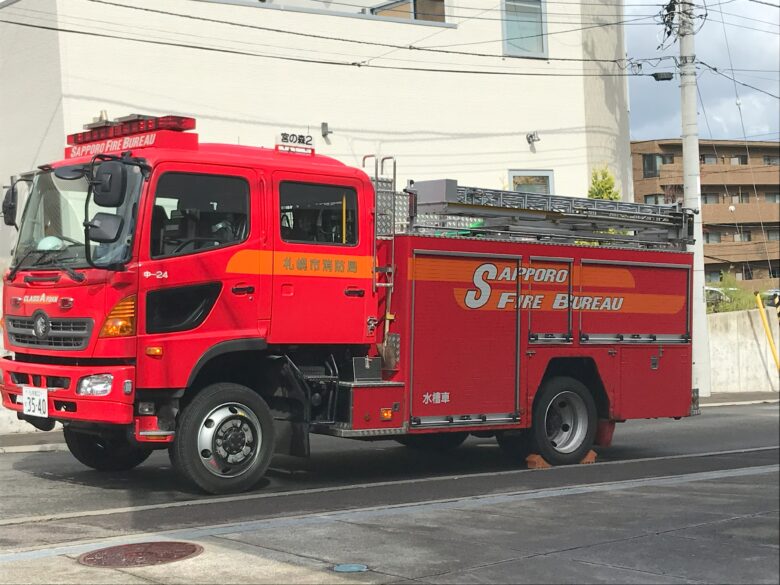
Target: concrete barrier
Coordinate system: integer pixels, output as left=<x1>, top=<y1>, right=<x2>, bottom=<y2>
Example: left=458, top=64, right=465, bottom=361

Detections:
left=708, top=308, right=780, bottom=394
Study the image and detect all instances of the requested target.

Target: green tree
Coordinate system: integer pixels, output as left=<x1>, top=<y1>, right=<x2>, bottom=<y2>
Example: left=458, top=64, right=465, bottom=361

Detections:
left=707, top=272, right=757, bottom=313
left=588, top=166, right=620, bottom=201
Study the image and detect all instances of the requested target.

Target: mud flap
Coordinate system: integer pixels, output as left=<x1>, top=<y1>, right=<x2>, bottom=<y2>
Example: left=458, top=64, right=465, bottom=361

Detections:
left=273, top=419, right=310, bottom=457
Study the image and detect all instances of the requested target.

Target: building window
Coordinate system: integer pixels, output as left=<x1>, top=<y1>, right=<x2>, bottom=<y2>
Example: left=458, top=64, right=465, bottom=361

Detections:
left=767, top=229, right=780, bottom=241
left=742, top=264, right=754, bottom=280
left=504, top=0, right=545, bottom=57
left=764, top=155, right=780, bottom=166
left=730, top=154, right=748, bottom=165
left=704, top=231, right=721, bottom=244
left=702, top=193, right=720, bottom=204
left=770, top=263, right=780, bottom=278
left=706, top=270, right=722, bottom=283
left=700, top=154, right=718, bottom=165
left=641, top=154, right=674, bottom=178
left=509, top=170, right=553, bottom=194
left=644, top=194, right=664, bottom=205
left=642, top=155, right=659, bottom=178
left=734, top=230, right=752, bottom=242
left=731, top=192, right=750, bottom=204
left=766, top=192, right=780, bottom=203
left=372, top=0, right=445, bottom=22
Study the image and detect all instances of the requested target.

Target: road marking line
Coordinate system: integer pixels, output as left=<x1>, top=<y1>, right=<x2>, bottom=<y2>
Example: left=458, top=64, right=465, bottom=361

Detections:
left=0, top=445, right=776, bottom=528
left=0, top=464, right=776, bottom=564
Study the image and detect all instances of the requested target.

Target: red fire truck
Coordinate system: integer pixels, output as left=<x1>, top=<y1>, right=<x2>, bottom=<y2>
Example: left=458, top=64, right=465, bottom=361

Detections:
left=1, top=115, right=698, bottom=493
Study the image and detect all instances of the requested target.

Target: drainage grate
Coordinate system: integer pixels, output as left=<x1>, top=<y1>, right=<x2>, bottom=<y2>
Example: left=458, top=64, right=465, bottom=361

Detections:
left=78, top=542, right=203, bottom=568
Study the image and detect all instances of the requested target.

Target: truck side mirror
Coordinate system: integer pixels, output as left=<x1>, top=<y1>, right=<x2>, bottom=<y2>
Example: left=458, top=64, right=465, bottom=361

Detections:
left=2, top=184, right=18, bottom=228
left=92, top=161, right=127, bottom=207
left=86, top=212, right=124, bottom=243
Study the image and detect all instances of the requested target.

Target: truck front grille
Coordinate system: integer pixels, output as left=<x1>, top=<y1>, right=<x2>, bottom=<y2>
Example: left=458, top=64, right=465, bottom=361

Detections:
left=6, top=317, right=93, bottom=350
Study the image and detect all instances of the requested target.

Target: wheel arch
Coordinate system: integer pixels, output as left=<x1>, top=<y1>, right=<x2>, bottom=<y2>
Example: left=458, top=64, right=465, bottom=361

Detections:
left=183, top=340, right=310, bottom=457
left=532, top=356, right=612, bottom=420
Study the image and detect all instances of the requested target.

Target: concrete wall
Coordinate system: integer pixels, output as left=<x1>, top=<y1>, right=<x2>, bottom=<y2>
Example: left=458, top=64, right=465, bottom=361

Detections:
left=709, top=308, right=780, bottom=394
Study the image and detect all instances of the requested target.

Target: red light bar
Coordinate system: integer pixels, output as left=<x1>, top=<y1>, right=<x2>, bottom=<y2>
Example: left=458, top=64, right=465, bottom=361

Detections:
left=66, top=115, right=196, bottom=146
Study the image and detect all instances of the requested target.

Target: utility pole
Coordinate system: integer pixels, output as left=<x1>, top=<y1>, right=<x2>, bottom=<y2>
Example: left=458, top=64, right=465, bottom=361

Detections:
left=678, top=0, right=712, bottom=397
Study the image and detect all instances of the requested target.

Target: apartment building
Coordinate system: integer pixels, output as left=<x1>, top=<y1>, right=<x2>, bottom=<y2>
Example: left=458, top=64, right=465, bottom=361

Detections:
left=632, top=139, right=780, bottom=290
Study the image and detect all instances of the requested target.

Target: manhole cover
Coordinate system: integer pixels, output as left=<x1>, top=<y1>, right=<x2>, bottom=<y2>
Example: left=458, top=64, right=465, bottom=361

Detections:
left=333, top=563, right=369, bottom=573
left=78, top=542, right=203, bottom=568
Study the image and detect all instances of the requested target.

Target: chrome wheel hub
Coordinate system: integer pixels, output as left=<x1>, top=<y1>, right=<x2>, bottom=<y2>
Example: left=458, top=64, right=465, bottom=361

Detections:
left=544, top=391, right=588, bottom=454
left=197, top=402, right=262, bottom=478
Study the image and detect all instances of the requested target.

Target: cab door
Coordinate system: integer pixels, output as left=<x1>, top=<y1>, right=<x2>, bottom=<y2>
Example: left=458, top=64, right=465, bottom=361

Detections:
left=135, top=164, right=264, bottom=390
left=269, top=172, right=374, bottom=344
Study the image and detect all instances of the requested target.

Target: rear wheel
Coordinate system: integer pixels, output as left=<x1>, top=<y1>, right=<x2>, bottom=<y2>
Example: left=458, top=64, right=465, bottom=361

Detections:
left=395, top=432, right=468, bottom=451
left=170, top=383, right=275, bottom=494
left=531, top=377, right=597, bottom=465
left=63, top=428, right=152, bottom=471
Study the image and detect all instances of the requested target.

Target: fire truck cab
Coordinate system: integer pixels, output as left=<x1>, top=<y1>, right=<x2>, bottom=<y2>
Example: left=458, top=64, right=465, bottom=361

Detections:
left=1, top=115, right=698, bottom=494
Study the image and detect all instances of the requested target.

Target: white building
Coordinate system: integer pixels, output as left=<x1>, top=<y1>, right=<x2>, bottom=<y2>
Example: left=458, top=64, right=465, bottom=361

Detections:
left=0, top=0, right=631, bottom=257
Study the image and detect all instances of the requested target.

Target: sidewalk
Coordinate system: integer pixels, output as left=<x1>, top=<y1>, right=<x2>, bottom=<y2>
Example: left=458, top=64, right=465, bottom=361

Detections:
left=0, top=392, right=776, bottom=454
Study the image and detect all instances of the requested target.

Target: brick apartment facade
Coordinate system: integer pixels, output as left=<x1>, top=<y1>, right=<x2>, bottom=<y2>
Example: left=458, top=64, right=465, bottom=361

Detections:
left=631, top=139, right=780, bottom=291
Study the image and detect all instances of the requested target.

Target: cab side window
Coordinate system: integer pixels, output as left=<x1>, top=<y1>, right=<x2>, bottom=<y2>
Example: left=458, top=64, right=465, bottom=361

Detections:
left=150, top=173, right=249, bottom=258
left=280, top=182, right=357, bottom=245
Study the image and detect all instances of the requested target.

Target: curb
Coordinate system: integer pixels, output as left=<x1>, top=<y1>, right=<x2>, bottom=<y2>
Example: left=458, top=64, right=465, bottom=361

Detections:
left=0, top=444, right=69, bottom=455
left=701, top=399, right=780, bottom=408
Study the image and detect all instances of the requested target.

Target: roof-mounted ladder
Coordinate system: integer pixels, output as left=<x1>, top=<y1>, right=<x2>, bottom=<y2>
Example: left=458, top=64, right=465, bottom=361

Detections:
left=399, top=179, right=695, bottom=251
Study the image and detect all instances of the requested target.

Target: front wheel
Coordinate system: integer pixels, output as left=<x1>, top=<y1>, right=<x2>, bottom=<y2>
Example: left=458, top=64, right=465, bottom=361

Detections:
left=63, top=428, right=152, bottom=471
left=531, top=377, right=597, bottom=465
left=170, top=383, right=275, bottom=494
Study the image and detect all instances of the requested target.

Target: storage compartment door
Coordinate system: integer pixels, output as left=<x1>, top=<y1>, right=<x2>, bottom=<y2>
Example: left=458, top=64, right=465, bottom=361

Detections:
left=410, top=253, right=520, bottom=426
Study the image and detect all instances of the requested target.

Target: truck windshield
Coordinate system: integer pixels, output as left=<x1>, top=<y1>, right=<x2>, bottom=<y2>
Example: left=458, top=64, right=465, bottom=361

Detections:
left=12, top=165, right=143, bottom=271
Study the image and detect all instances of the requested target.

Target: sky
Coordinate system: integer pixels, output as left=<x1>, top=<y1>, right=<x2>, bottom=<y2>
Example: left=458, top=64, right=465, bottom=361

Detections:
left=625, top=0, right=780, bottom=141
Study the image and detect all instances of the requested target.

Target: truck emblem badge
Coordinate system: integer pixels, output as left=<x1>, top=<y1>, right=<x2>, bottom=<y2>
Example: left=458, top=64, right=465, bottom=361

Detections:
left=32, top=311, right=51, bottom=339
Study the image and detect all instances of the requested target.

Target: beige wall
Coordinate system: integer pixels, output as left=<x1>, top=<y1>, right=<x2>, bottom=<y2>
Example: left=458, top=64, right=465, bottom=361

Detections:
left=0, top=0, right=66, bottom=258
left=582, top=1, right=632, bottom=201
left=1, top=0, right=629, bottom=251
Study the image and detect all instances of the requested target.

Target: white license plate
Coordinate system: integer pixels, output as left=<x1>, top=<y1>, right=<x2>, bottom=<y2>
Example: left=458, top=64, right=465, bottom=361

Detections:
left=22, top=387, right=48, bottom=418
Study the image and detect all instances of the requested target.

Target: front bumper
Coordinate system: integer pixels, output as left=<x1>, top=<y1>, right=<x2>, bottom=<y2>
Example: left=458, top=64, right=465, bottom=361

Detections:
left=0, top=357, right=135, bottom=425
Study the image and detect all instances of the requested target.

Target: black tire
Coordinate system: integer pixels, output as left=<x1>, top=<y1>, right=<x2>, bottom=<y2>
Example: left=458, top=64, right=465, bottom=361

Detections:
left=496, top=430, right=532, bottom=460
left=63, top=428, right=152, bottom=472
left=170, top=383, right=275, bottom=494
left=395, top=432, right=468, bottom=451
left=531, top=376, right=597, bottom=465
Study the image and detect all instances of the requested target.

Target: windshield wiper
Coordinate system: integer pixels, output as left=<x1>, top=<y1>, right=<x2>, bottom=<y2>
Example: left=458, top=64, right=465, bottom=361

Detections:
left=8, top=246, right=85, bottom=283
left=31, top=246, right=86, bottom=282
left=7, top=248, right=47, bottom=282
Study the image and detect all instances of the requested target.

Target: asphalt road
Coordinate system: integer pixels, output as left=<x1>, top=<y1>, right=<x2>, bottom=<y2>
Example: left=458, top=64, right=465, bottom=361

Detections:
left=0, top=403, right=778, bottom=584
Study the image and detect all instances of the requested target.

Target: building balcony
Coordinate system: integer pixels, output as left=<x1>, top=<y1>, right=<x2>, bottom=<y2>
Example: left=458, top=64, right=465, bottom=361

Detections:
left=703, top=203, right=780, bottom=225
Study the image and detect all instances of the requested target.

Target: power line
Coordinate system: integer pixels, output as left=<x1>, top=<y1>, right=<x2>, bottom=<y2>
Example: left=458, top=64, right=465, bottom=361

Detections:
left=83, top=0, right=675, bottom=65
left=716, top=11, right=776, bottom=276
left=0, top=18, right=656, bottom=78
left=745, top=0, right=780, bottom=7
left=699, top=62, right=780, bottom=99
left=419, top=15, right=660, bottom=49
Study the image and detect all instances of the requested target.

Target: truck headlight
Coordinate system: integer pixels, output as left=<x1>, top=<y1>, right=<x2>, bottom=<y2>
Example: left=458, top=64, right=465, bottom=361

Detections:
left=77, top=374, right=114, bottom=396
